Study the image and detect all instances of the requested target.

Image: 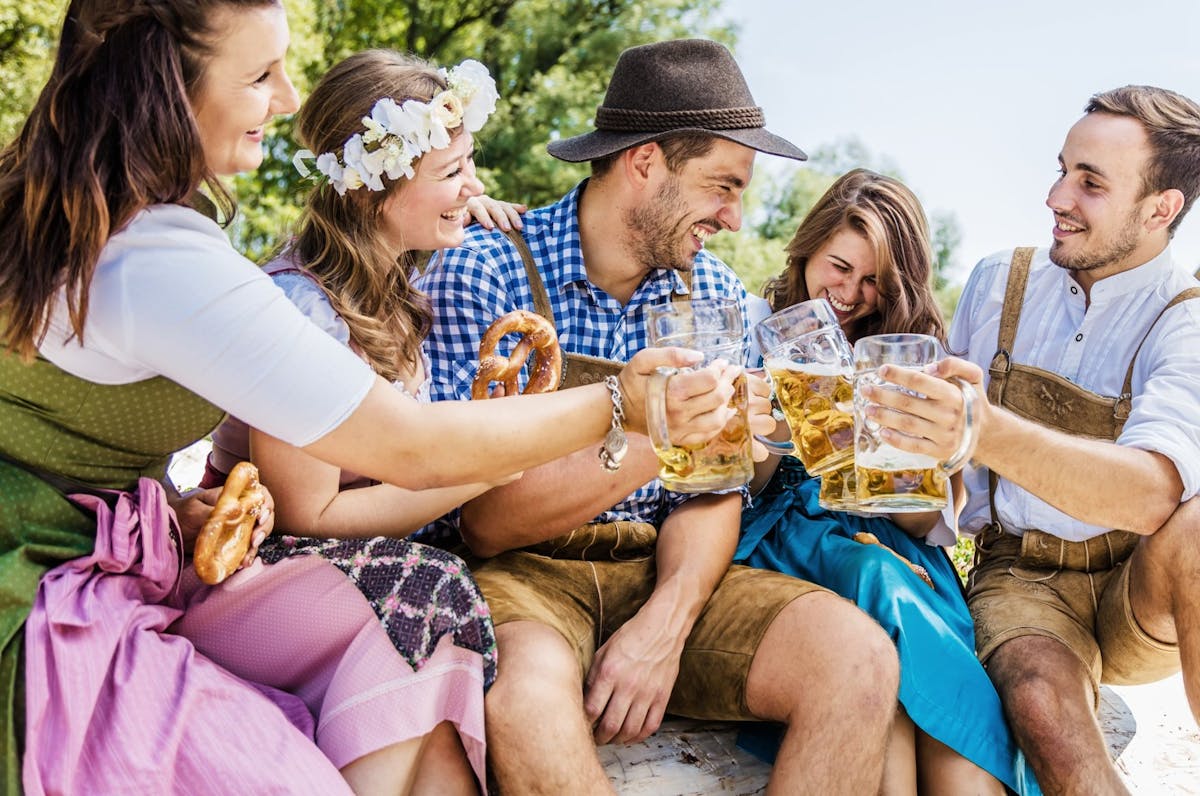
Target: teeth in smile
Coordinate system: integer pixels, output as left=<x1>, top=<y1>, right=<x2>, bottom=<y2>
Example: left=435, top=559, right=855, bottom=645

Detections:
left=690, top=224, right=712, bottom=244
left=827, top=294, right=855, bottom=313
left=442, top=208, right=467, bottom=221
left=1056, top=219, right=1083, bottom=233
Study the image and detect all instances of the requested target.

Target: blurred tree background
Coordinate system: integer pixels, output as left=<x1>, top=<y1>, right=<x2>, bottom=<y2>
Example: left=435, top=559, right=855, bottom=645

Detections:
left=0, top=0, right=962, bottom=310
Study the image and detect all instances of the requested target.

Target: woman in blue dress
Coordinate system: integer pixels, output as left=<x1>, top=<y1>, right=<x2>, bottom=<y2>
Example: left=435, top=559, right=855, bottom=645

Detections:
left=738, top=169, right=1038, bottom=795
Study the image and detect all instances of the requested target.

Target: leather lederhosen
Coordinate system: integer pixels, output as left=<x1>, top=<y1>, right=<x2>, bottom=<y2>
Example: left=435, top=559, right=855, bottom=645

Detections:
left=981, top=247, right=1200, bottom=571
left=502, top=228, right=690, bottom=389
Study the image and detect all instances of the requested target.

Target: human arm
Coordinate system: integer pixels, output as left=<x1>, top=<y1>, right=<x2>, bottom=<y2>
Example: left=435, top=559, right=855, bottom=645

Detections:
left=64, top=208, right=733, bottom=497
left=584, top=492, right=741, bottom=744
left=459, top=359, right=761, bottom=556
left=250, top=425, right=517, bottom=539
left=865, top=357, right=1183, bottom=534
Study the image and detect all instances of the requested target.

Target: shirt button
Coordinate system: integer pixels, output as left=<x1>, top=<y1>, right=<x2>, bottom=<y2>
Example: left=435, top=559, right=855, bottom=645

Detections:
left=1070, top=286, right=1078, bottom=294
left=1075, top=333, right=1083, bottom=342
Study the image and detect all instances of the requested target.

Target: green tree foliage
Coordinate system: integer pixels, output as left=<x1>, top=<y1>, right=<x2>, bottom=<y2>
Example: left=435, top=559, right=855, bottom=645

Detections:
left=0, top=0, right=59, bottom=146
left=232, top=0, right=734, bottom=260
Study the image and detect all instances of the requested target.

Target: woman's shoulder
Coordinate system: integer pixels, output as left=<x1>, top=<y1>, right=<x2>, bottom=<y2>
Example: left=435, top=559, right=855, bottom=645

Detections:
left=261, top=254, right=352, bottom=347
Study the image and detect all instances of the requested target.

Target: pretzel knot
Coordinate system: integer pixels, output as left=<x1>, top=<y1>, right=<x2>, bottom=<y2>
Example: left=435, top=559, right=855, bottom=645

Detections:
left=472, top=310, right=563, bottom=399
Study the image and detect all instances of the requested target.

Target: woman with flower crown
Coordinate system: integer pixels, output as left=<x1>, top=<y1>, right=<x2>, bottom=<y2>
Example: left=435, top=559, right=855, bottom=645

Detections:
left=0, top=3, right=737, bottom=794
left=194, top=48, right=527, bottom=794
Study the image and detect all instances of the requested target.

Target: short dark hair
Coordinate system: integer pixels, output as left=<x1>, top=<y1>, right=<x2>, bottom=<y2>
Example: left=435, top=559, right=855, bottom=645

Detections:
left=589, top=133, right=718, bottom=179
left=1086, top=85, right=1200, bottom=235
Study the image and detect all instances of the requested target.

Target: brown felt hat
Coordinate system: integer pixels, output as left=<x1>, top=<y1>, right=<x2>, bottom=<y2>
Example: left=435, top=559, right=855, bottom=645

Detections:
left=547, top=38, right=806, bottom=163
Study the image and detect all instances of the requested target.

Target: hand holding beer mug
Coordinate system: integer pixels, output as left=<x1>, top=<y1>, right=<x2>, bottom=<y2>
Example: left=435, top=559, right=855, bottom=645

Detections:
left=752, top=299, right=856, bottom=475
left=853, top=334, right=979, bottom=511
left=645, top=299, right=754, bottom=493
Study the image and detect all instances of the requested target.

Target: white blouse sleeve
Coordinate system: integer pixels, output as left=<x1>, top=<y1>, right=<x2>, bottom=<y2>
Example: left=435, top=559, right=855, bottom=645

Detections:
left=39, top=205, right=377, bottom=447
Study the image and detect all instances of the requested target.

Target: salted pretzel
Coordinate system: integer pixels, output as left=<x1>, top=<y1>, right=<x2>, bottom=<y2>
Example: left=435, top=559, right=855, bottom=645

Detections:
left=471, top=309, right=563, bottom=400
left=193, top=461, right=266, bottom=585
left=853, top=531, right=935, bottom=590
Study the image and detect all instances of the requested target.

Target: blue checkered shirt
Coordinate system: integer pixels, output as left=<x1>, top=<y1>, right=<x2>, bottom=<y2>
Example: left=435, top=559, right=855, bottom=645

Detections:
left=417, top=181, right=750, bottom=527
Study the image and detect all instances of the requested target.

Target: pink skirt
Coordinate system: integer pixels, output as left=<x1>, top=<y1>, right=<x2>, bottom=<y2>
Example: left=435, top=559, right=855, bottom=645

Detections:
left=21, top=479, right=486, bottom=794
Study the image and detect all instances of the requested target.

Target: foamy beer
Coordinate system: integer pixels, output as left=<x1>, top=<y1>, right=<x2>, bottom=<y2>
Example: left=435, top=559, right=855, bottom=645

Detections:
left=753, top=299, right=856, bottom=475
left=645, top=299, right=753, bottom=493
left=852, top=334, right=978, bottom=512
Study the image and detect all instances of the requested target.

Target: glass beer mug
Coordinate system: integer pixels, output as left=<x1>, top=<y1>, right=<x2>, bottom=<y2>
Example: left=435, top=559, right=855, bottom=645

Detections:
left=852, top=333, right=979, bottom=511
left=752, top=299, right=856, bottom=477
left=645, top=299, right=754, bottom=493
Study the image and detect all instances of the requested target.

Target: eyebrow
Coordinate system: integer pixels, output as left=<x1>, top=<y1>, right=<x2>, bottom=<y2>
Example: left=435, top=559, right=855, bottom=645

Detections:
left=711, top=171, right=747, bottom=189
left=1058, top=154, right=1108, bottom=181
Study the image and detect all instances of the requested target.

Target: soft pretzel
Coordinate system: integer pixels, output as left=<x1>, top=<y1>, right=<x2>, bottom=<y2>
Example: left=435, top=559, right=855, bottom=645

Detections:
left=471, top=310, right=563, bottom=400
left=193, top=461, right=265, bottom=585
left=853, top=531, right=935, bottom=589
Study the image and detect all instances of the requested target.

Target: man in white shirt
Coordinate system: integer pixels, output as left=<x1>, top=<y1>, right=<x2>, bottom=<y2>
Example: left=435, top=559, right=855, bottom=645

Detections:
left=865, top=85, right=1200, bottom=793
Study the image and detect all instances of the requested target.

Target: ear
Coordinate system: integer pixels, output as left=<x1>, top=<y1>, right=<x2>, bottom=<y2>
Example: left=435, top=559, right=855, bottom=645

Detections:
left=1145, top=188, right=1185, bottom=233
left=621, top=142, right=662, bottom=190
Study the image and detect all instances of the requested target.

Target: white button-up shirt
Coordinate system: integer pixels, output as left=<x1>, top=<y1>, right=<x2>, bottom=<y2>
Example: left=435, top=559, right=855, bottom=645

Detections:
left=946, top=246, right=1200, bottom=542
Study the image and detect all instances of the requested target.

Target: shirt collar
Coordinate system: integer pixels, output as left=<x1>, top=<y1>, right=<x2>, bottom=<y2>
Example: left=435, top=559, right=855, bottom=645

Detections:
left=1080, top=246, right=1175, bottom=304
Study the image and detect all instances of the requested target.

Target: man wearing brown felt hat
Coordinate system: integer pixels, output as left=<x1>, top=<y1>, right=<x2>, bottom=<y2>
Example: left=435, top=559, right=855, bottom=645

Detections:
left=419, top=38, right=898, bottom=794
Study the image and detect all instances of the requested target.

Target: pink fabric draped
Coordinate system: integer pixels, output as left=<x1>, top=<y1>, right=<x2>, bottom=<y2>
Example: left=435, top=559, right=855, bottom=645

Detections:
left=21, top=479, right=352, bottom=795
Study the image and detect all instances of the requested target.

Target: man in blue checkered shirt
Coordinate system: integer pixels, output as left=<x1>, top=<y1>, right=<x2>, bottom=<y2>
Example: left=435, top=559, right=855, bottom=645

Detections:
left=418, top=39, right=899, bottom=794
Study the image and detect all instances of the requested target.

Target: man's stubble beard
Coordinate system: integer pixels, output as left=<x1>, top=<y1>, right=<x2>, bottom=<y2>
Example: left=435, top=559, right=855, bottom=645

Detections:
left=623, top=175, right=695, bottom=273
left=1049, top=206, right=1143, bottom=273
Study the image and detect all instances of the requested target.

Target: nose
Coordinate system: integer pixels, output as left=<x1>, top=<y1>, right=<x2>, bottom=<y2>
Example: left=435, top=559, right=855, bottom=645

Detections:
left=718, top=196, right=743, bottom=233
left=1046, top=178, right=1071, bottom=215
left=462, top=160, right=485, bottom=198
left=273, top=70, right=301, bottom=116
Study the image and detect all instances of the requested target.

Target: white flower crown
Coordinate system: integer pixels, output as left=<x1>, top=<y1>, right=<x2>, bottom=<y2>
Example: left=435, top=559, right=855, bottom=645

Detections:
left=293, top=59, right=499, bottom=196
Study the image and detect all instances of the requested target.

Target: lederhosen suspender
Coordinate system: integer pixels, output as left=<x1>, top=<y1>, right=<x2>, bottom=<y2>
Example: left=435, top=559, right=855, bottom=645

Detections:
left=984, top=247, right=1200, bottom=561
left=502, top=228, right=692, bottom=389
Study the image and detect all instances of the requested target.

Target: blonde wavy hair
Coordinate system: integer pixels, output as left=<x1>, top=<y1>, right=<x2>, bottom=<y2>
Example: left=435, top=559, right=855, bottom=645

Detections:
left=288, top=49, right=454, bottom=381
left=763, top=168, right=947, bottom=345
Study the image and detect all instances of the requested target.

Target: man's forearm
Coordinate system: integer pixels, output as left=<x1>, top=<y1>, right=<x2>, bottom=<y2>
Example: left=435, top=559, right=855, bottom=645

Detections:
left=977, top=406, right=1183, bottom=533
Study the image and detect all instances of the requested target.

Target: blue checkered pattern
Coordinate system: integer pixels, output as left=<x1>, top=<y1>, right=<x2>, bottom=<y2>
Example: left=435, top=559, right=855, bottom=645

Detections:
left=417, top=181, right=750, bottom=526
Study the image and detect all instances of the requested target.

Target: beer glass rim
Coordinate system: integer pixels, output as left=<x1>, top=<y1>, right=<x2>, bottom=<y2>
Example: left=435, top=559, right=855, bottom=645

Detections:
left=647, top=297, right=743, bottom=346
left=760, top=324, right=852, bottom=366
left=754, top=298, right=841, bottom=354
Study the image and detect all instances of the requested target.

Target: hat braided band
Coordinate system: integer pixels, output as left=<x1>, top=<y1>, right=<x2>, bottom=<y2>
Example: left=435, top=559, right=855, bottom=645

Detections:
left=594, top=105, right=765, bottom=132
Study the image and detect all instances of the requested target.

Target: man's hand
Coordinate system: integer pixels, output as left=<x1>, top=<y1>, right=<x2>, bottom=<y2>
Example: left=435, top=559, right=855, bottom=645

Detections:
left=746, top=368, right=777, bottom=461
left=861, top=356, right=987, bottom=468
left=584, top=610, right=684, bottom=745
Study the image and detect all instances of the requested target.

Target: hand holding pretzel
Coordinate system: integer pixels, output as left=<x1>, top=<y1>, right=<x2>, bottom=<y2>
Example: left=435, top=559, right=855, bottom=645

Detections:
left=853, top=531, right=935, bottom=589
left=193, top=462, right=267, bottom=585
left=472, top=310, right=562, bottom=399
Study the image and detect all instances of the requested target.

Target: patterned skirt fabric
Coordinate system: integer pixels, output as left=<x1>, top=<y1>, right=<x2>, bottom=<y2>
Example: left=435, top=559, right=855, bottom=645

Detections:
left=258, top=535, right=497, bottom=688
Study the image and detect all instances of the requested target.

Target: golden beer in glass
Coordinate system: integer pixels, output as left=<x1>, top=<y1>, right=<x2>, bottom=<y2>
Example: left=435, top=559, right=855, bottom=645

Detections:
left=764, top=359, right=855, bottom=475
left=646, top=300, right=754, bottom=493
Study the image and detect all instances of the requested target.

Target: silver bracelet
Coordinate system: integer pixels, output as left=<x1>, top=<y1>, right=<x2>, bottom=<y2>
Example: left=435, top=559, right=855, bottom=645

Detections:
left=598, top=375, right=628, bottom=472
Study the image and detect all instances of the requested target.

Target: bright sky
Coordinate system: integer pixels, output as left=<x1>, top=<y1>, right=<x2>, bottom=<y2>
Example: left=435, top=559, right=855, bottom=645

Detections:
left=723, top=0, right=1200, bottom=284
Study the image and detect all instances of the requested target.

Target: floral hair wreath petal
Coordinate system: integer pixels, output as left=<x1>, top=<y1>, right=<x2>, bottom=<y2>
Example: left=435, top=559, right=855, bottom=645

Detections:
left=293, top=58, right=499, bottom=196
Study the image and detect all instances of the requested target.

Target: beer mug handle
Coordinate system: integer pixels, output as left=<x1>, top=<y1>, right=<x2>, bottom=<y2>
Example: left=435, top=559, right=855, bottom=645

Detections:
left=645, top=366, right=677, bottom=455
left=941, top=377, right=980, bottom=473
left=754, top=408, right=796, bottom=456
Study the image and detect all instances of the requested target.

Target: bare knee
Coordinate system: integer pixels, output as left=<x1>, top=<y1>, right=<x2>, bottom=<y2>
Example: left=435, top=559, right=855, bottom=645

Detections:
left=988, top=638, right=1091, bottom=730
left=748, top=592, right=899, bottom=722
left=486, top=622, right=584, bottom=731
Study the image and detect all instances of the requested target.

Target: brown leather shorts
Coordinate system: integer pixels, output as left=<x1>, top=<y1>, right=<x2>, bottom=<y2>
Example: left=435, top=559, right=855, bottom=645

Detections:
left=967, top=525, right=1179, bottom=699
left=470, top=522, right=824, bottom=720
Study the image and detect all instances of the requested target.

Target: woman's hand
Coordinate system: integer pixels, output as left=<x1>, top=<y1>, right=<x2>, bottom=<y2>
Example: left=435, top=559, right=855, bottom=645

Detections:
left=466, top=195, right=527, bottom=231
left=170, top=483, right=276, bottom=570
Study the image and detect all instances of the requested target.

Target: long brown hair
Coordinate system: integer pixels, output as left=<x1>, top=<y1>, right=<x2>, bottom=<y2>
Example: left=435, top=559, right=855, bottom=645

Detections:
left=763, top=168, right=946, bottom=344
left=288, top=50, right=444, bottom=381
left=0, top=0, right=280, bottom=360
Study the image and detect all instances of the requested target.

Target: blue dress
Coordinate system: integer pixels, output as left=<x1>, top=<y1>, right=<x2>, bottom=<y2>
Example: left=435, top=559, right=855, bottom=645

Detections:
left=735, top=457, right=1039, bottom=795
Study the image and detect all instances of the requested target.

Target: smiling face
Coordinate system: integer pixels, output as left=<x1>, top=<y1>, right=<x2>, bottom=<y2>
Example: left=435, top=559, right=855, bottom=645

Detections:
left=625, top=138, right=755, bottom=271
left=190, top=4, right=299, bottom=177
left=380, top=130, right=484, bottom=254
left=1046, top=112, right=1165, bottom=282
left=803, top=225, right=879, bottom=336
